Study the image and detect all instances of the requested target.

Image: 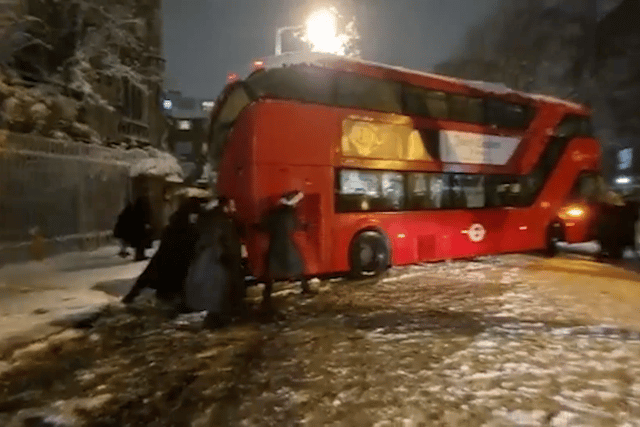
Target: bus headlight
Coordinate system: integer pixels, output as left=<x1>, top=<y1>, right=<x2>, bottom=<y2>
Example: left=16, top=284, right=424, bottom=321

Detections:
left=566, top=207, right=584, bottom=218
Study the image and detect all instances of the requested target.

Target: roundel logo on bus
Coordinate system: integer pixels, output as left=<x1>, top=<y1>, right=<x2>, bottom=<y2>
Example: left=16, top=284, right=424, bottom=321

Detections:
left=572, top=151, right=584, bottom=162
left=465, top=223, right=486, bottom=243
left=572, top=151, right=597, bottom=163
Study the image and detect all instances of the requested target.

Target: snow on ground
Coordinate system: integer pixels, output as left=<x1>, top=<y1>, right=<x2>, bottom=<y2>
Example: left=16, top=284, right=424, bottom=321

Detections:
left=557, top=241, right=601, bottom=255
left=381, top=254, right=529, bottom=288
left=2, top=252, right=640, bottom=426
left=232, top=255, right=640, bottom=426
left=0, top=244, right=149, bottom=355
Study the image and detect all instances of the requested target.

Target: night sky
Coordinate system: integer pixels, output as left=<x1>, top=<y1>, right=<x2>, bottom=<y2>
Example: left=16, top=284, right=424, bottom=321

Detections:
left=161, top=0, right=503, bottom=98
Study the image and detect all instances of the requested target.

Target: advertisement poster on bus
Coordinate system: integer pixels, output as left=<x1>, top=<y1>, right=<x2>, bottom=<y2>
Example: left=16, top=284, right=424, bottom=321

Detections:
left=439, top=130, right=520, bottom=165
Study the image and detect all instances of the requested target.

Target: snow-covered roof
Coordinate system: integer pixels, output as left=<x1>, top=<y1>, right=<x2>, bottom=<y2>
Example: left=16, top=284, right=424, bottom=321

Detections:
left=319, top=56, right=467, bottom=85
left=528, top=94, right=586, bottom=110
left=261, top=52, right=465, bottom=85
left=465, top=80, right=515, bottom=95
left=262, top=51, right=341, bottom=69
left=259, top=53, right=587, bottom=110
left=464, top=81, right=585, bottom=109
left=171, top=187, right=212, bottom=199
left=128, top=147, right=184, bottom=180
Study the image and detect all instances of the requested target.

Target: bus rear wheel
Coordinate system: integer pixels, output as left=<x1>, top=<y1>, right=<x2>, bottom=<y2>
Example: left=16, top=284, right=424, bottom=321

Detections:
left=349, top=231, right=389, bottom=279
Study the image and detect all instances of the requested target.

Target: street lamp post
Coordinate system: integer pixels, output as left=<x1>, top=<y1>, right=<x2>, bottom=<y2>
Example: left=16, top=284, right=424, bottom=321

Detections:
left=275, top=25, right=303, bottom=56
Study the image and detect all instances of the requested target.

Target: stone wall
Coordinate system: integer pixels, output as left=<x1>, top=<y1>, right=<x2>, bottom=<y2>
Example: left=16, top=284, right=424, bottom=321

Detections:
left=0, top=131, right=139, bottom=264
left=0, top=0, right=20, bottom=30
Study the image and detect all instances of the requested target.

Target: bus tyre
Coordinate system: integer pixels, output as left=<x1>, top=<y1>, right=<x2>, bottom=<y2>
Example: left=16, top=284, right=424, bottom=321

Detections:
left=350, top=231, right=389, bottom=279
left=545, top=222, right=562, bottom=257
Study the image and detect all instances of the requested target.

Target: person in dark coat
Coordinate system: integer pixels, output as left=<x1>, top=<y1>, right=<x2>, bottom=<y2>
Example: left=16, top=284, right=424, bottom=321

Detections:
left=598, top=193, right=640, bottom=260
left=184, top=197, right=245, bottom=329
left=260, top=190, right=313, bottom=311
left=122, top=197, right=202, bottom=305
left=113, top=201, right=134, bottom=258
left=130, top=194, right=154, bottom=261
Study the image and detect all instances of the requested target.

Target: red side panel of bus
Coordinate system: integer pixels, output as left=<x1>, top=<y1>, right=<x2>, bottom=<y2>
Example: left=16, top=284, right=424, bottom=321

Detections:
left=218, top=99, right=601, bottom=279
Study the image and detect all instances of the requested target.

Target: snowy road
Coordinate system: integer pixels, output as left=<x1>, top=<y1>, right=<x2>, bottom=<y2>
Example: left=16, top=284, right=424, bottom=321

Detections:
left=1, top=251, right=640, bottom=426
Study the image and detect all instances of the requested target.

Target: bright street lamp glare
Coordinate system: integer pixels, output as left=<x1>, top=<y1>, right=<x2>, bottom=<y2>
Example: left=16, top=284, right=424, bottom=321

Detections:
left=306, top=9, right=341, bottom=54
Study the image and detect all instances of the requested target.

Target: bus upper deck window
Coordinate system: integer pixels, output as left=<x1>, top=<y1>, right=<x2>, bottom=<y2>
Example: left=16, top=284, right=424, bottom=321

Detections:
left=403, top=87, right=448, bottom=119
left=246, top=67, right=335, bottom=105
left=569, top=172, right=603, bottom=203
left=555, top=115, right=593, bottom=139
left=217, top=87, right=251, bottom=124
left=336, top=72, right=402, bottom=113
left=485, top=99, right=531, bottom=128
left=581, top=117, right=594, bottom=136
left=449, top=95, right=484, bottom=123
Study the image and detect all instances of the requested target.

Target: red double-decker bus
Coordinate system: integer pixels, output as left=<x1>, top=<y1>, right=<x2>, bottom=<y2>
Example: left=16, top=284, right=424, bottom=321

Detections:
left=208, top=53, right=603, bottom=279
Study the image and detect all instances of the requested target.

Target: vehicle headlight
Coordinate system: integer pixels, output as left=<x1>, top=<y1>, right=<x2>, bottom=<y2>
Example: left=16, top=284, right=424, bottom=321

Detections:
left=616, top=176, right=631, bottom=185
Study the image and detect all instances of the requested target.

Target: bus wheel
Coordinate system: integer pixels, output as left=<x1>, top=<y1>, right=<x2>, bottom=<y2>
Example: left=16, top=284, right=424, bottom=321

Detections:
left=545, top=222, right=562, bottom=257
left=350, top=231, right=389, bottom=279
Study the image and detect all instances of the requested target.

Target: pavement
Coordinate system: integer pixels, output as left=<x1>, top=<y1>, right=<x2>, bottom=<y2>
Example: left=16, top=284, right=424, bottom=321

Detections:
left=0, top=244, right=153, bottom=357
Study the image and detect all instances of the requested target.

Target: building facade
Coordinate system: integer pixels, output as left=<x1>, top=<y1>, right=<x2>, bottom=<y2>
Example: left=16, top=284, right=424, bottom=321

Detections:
left=161, top=90, right=215, bottom=186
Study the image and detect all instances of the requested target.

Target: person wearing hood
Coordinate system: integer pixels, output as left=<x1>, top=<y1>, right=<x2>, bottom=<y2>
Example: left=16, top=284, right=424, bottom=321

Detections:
left=260, top=190, right=314, bottom=311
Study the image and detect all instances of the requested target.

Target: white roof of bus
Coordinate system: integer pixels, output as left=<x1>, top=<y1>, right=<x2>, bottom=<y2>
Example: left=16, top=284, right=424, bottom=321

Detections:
left=260, top=52, right=586, bottom=110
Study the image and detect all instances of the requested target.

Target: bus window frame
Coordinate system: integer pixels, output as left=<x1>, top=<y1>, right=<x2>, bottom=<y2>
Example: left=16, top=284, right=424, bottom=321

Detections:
left=334, top=116, right=593, bottom=214
left=567, top=171, right=607, bottom=204
left=207, top=82, right=255, bottom=164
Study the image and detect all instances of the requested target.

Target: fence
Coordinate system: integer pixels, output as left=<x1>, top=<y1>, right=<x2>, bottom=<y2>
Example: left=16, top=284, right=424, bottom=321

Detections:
left=0, top=131, right=136, bottom=264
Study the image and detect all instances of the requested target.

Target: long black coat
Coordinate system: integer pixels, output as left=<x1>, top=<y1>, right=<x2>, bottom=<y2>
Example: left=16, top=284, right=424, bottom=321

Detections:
left=184, top=207, right=244, bottom=314
left=262, top=204, right=305, bottom=280
left=113, top=203, right=133, bottom=241
left=114, top=196, right=153, bottom=248
left=128, top=199, right=200, bottom=300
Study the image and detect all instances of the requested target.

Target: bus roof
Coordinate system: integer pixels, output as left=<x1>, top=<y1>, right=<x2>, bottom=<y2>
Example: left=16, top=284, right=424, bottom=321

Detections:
left=258, top=52, right=588, bottom=112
